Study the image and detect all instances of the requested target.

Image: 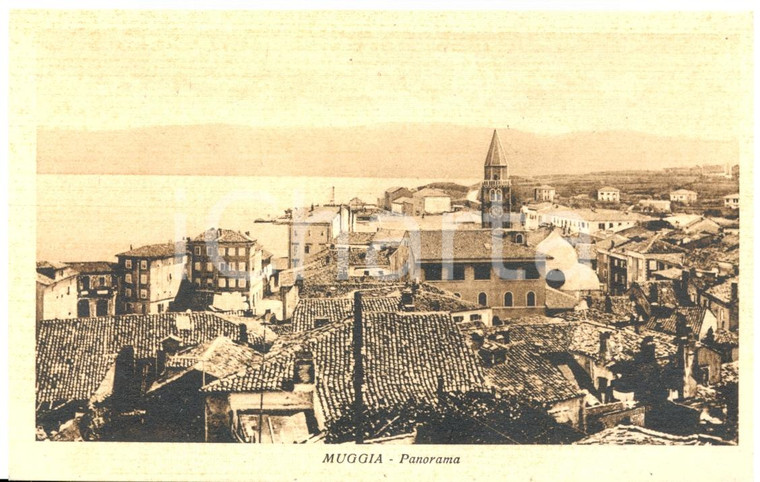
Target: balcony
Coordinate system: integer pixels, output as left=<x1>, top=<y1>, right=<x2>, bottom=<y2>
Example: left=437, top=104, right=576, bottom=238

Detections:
left=482, top=180, right=511, bottom=188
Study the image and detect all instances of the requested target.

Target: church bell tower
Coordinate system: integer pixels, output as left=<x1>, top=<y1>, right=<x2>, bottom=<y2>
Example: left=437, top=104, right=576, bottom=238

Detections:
left=480, top=129, right=512, bottom=228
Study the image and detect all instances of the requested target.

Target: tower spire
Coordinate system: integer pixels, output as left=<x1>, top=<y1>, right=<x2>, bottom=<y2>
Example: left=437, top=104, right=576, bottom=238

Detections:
left=484, top=129, right=508, bottom=167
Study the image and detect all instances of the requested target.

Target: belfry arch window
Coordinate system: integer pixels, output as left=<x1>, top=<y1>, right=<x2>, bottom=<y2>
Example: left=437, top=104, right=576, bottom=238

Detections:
left=489, top=189, right=502, bottom=202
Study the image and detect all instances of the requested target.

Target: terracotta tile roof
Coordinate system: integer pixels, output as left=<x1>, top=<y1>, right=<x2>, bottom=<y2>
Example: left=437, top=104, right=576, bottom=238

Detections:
left=545, top=287, right=579, bottom=310
left=575, top=424, right=734, bottom=445
left=712, top=329, right=739, bottom=347
left=292, top=206, right=340, bottom=224
left=705, top=277, right=738, bottom=304
left=413, top=188, right=449, bottom=198
left=348, top=247, right=392, bottom=267
left=116, top=242, right=187, bottom=259
left=415, top=229, right=539, bottom=261
left=483, top=341, right=582, bottom=403
left=36, top=313, right=246, bottom=406
left=645, top=307, right=709, bottom=336
left=191, top=228, right=256, bottom=243
left=63, top=261, right=117, bottom=273
left=151, top=337, right=262, bottom=391
left=484, top=130, right=508, bottom=167
left=203, top=312, right=485, bottom=424
left=291, top=296, right=401, bottom=332
left=634, top=280, right=681, bottom=307
left=509, top=320, right=676, bottom=363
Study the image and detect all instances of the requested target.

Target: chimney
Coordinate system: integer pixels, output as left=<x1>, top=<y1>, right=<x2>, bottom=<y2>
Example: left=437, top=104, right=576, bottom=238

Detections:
left=245, top=231, right=250, bottom=236
left=238, top=323, right=248, bottom=344
left=161, top=336, right=181, bottom=356
left=436, top=375, right=444, bottom=405
left=599, top=332, right=612, bottom=361
left=400, top=288, right=414, bottom=312
left=503, top=329, right=511, bottom=344
left=217, top=228, right=222, bottom=237
left=681, top=269, right=691, bottom=293
left=155, top=348, right=166, bottom=378
left=112, top=345, right=136, bottom=413
left=293, top=350, right=315, bottom=387
left=640, top=336, right=656, bottom=363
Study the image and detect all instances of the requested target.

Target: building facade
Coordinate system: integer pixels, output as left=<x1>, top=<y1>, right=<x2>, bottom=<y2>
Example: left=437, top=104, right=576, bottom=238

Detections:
left=412, top=188, right=451, bottom=215
left=670, top=189, right=698, bottom=204
left=36, top=261, right=79, bottom=321
left=597, top=187, right=620, bottom=203
left=480, top=130, right=512, bottom=229
left=65, top=262, right=118, bottom=317
left=723, top=193, right=740, bottom=210
left=289, top=205, right=350, bottom=268
left=534, top=185, right=556, bottom=202
left=116, top=243, right=188, bottom=315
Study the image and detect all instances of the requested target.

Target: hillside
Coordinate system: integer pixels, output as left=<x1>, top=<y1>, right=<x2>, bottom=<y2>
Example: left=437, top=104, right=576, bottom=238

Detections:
left=37, top=123, right=738, bottom=178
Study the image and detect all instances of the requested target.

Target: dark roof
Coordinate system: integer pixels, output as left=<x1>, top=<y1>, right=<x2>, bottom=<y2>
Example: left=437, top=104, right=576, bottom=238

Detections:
left=191, top=228, right=255, bottom=243
left=36, top=313, right=246, bottom=406
left=483, top=342, right=582, bottom=403
left=509, top=320, right=677, bottom=363
left=348, top=247, right=392, bottom=267
left=291, top=296, right=401, bottom=333
left=202, top=312, right=485, bottom=425
left=645, top=307, right=709, bottom=336
left=116, top=242, right=186, bottom=259
left=484, top=130, right=508, bottom=167
left=705, top=277, right=738, bottom=304
left=62, top=261, right=116, bottom=274
left=575, top=425, right=734, bottom=445
left=414, top=229, right=539, bottom=261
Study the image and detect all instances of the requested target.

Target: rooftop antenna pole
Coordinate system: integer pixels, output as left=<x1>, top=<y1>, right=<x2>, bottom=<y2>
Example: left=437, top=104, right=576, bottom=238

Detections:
left=331, top=186, right=335, bottom=205
left=353, top=291, right=364, bottom=444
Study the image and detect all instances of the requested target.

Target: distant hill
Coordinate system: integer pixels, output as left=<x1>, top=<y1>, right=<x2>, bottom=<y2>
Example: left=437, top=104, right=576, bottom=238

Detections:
left=37, top=123, right=738, bottom=178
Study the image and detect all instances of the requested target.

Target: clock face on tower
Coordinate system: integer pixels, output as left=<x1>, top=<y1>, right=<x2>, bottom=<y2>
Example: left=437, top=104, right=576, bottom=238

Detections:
left=489, top=205, right=503, bottom=218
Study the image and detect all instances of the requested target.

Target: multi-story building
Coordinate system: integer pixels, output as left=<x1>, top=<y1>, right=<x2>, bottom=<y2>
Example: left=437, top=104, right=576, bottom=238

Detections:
left=638, top=199, right=671, bottom=213
left=116, top=242, right=188, bottom=315
left=669, top=189, right=698, bottom=204
left=411, top=188, right=451, bottom=215
left=723, top=193, right=740, bottom=210
left=480, top=130, right=513, bottom=229
left=534, top=185, right=556, bottom=202
left=597, top=187, right=620, bottom=203
left=188, top=229, right=268, bottom=310
left=405, top=229, right=547, bottom=319
left=289, top=205, right=350, bottom=268
left=525, top=205, right=649, bottom=235
left=382, top=186, right=413, bottom=211
left=36, top=261, right=79, bottom=321
left=65, top=261, right=118, bottom=317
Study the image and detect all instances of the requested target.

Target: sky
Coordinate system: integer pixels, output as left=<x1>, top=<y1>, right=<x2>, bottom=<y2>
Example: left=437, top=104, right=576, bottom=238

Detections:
left=15, top=10, right=752, bottom=140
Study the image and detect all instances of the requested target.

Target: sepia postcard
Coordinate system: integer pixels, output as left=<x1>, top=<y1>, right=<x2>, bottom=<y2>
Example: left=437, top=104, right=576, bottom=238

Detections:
left=6, top=7, right=755, bottom=481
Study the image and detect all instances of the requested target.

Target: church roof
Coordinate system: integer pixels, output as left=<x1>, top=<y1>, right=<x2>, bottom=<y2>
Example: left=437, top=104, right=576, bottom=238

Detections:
left=484, top=130, right=508, bottom=167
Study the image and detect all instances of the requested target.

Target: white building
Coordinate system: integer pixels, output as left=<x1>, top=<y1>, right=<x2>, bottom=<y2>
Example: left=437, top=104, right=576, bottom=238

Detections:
left=723, top=193, right=740, bottom=209
left=534, top=185, right=556, bottom=202
left=669, top=189, right=698, bottom=204
left=411, top=188, right=451, bottom=215
left=638, top=199, right=671, bottom=213
left=597, top=187, right=620, bottom=203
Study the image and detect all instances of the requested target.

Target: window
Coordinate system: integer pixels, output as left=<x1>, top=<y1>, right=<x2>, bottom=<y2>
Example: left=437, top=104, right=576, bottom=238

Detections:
left=598, top=223, right=605, bottom=230
left=474, top=264, right=491, bottom=280
left=648, top=260, right=658, bottom=270
left=99, top=276, right=106, bottom=286
left=206, top=262, right=213, bottom=271
left=125, top=288, right=132, bottom=298
left=240, top=262, right=247, bottom=271
left=478, top=292, right=488, bottom=306
left=453, top=316, right=464, bottom=323
left=125, top=259, right=132, bottom=269
left=470, top=314, right=482, bottom=322
left=220, top=247, right=227, bottom=256
left=81, top=276, right=90, bottom=290
left=206, top=278, right=213, bottom=287
left=453, top=292, right=461, bottom=298
left=206, top=246, right=212, bottom=255
left=140, top=289, right=148, bottom=299
left=238, top=278, right=247, bottom=288
left=422, top=264, right=442, bottom=281
left=140, top=274, right=148, bottom=285
left=219, top=278, right=227, bottom=288
left=515, top=234, right=524, bottom=244
left=526, top=291, right=536, bottom=307
left=140, top=260, right=147, bottom=270
left=305, top=245, right=311, bottom=254
left=453, top=264, right=465, bottom=280
left=194, top=262, right=201, bottom=271
left=504, top=292, right=513, bottom=307
left=220, top=262, right=226, bottom=272
left=125, top=273, right=132, bottom=284
left=237, top=247, right=243, bottom=256
left=193, top=246, right=200, bottom=255
left=194, top=279, right=200, bottom=286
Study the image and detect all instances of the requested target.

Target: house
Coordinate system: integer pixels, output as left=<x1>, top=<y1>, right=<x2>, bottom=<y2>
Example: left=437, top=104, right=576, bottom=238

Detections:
left=65, top=261, right=119, bottom=317
left=482, top=340, right=584, bottom=428
left=700, top=277, right=738, bottom=331
left=520, top=202, right=555, bottom=230
left=723, top=193, right=740, bottom=209
left=143, top=336, right=262, bottom=441
left=534, top=185, right=556, bottom=202
left=201, top=309, right=485, bottom=443
left=404, top=229, right=548, bottom=319
left=116, top=242, right=187, bottom=315
left=540, top=205, right=649, bottom=235
left=638, top=199, right=671, bottom=213
left=390, top=196, right=414, bottom=215
left=188, top=228, right=268, bottom=311
left=383, top=186, right=413, bottom=211
left=36, top=261, right=79, bottom=321
left=35, top=312, right=249, bottom=425
left=596, top=232, right=685, bottom=295
left=411, top=188, right=451, bottom=215
left=289, top=205, right=349, bottom=268
left=597, top=187, right=620, bottom=203
left=669, top=189, right=698, bottom=204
